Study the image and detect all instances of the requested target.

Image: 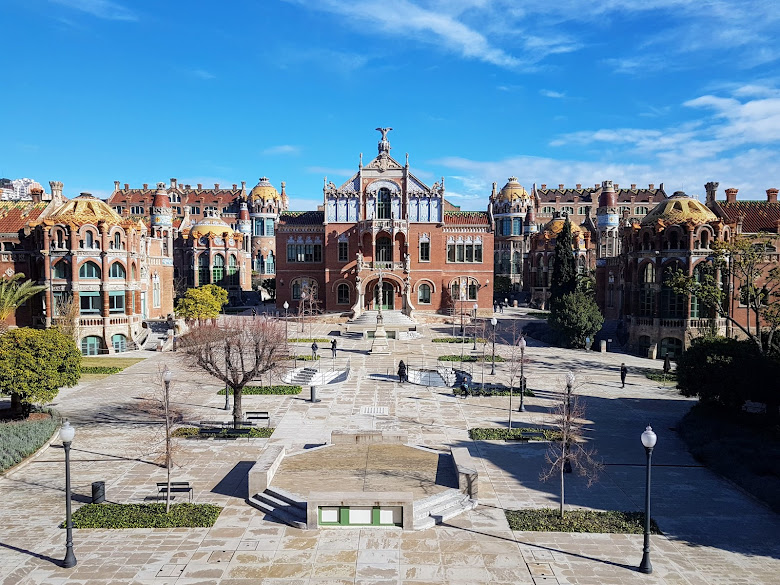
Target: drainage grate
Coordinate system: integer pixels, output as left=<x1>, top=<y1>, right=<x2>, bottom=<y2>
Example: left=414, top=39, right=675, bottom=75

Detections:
left=361, top=406, right=389, bottom=415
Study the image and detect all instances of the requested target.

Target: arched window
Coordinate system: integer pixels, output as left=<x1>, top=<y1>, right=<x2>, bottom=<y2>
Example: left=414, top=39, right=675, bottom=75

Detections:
left=377, top=188, right=391, bottom=219
left=700, top=230, right=710, bottom=249
left=227, top=255, right=238, bottom=286
left=639, top=263, right=655, bottom=317
left=84, top=231, right=94, bottom=248
left=131, top=264, right=137, bottom=280
left=512, top=251, right=522, bottom=275
left=376, top=237, right=391, bottom=263
left=54, top=230, right=65, bottom=249
left=265, top=252, right=275, bottom=275
left=212, top=254, right=225, bottom=284
left=198, top=254, right=209, bottom=285
left=451, top=281, right=461, bottom=301
left=79, top=261, right=101, bottom=279
left=112, top=232, right=122, bottom=250
left=109, top=262, right=126, bottom=278
left=292, top=281, right=301, bottom=300
left=468, top=281, right=478, bottom=301
left=642, top=232, right=652, bottom=251
left=418, top=283, right=431, bottom=304
left=80, top=335, right=102, bottom=356
left=53, top=260, right=69, bottom=279
left=337, top=283, right=350, bottom=304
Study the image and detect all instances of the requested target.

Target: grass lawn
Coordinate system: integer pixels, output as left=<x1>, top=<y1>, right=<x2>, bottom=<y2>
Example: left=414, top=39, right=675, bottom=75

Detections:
left=80, top=357, right=146, bottom=380
left=505, top=509, right=661, bottom=534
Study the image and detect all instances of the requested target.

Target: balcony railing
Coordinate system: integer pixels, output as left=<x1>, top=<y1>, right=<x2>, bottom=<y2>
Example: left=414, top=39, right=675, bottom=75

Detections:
left=371, top=261, right=403, bottom=271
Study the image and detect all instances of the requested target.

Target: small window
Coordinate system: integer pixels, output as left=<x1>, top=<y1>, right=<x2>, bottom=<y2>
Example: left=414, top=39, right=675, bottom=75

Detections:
left=419, top=241, right=430, bottom=262
left=109, top=292, right=125, bottom=313
left=53, top=260, right=69, bottom=279
left=447, top=244, right=455, bottom=262
left=80, top=292, right=101, bottom=314
left=337, top=283, right=350, bottom=304
left=84, top=231, right=95, bottom=248
left=131, top=206, right=145, bottom=215
left=338, top=241, right=348, bottom=263
left=418, top=283, right=431, bottom=304
left=112, top=232, right=122, bottom=250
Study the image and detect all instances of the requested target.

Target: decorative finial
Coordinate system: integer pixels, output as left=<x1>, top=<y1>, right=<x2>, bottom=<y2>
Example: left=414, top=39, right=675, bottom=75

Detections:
left=359, top=153, right=363, bottom=168
left=405, top=153, right=409, bottom=166
left=376, top=127, right=393, bottom=154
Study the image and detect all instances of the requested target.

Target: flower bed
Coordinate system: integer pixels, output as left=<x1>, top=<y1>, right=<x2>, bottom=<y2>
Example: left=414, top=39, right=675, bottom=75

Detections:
left=0, top=409, right=59, bottom=472
left=70, top=503, right=222, bottom=529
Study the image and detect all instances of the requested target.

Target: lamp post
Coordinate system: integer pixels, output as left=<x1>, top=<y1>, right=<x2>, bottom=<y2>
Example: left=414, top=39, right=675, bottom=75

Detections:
left=564, top=370, right=575, bottom=473
left=60, top=420, right=76, bottom=568
left=472, top=303, right=478, bottom=350
left=518, top=336, right=527, bottom=412
left=299, top=292, right=306, bottom=333
left=490, top=317, right=497, bottom=375
left=639, top=425, right=657, bottom=574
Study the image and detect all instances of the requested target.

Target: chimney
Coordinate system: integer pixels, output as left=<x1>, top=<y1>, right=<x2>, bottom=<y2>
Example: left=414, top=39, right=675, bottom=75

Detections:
left=649, top=183, right=654, bottom=189
left=766, top=188, right=778, bottom=203
left=124, top=183, right=129, bottom=189
left=232, top=184, right=237, bottom=190
left=631, top=183, right=636, bottom=189
left=49, top=181, right=64, bottom=201
left=595, top=184, right=599, bottom=189
left=142, top=183, right=148, bottom=190
left=214, top=183, right=220, bottom=189
left=114, top=181, right=120, bottom=192
left=30, top=186, right=44, bottom=203
left=614, top=183, right=619, bottom=190
left=171, top=178, right=178, bottom=189
left=725, top=188, right=738, bottom=203
left=541, top=184, right=547, bottom=190
left=241, top=181, right=246, bottom=193
left=705, top=181, right=719, bottom=204
left=558, top=184, right=564, bottom=190
left=197, top=183, right=202, bottom=190
left=576, top=183, right=581, bottom=189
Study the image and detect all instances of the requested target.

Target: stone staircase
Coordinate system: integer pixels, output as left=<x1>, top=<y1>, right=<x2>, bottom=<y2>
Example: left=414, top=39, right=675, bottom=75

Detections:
left=248, top=487, right=307, bottom=529
left=413, top=489, right=477, bottom=530
left=289, top=367, right=318, bottom=386
left=349, top=310, right=416, bottom=326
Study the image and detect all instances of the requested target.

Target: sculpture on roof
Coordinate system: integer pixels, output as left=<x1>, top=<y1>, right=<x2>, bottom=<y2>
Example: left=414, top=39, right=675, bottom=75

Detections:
left=376, top=127, right=392, bottom=142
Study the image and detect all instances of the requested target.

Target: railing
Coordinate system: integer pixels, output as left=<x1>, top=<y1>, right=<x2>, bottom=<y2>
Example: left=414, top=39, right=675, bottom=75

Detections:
left=634, top=317, right=653, bottom=326
left=370, top=261, right=403, bottom=271
left=660, top=319, right=684, bottom=328
left=78, top=317, right=104, bottom=327
left=359, top=218, right=409, bottom=234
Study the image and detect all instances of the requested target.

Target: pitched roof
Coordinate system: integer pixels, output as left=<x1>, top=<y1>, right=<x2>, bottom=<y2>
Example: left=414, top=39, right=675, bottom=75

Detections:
left=279, top=211, right=324, bottom=226
left=716, top=201, right=780, bottom=233
left=443, top=211, right=489, bottom=226
left=108, top=185, right=243, bottom=206
left=534, top=186, right=664, bottom=204
left=0, top=201, right=49, bottom=234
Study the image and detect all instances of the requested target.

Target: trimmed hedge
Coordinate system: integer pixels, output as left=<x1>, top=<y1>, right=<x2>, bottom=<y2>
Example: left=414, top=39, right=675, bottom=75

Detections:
left=219, top=385, right=302, bottom=395
left=505, top=508, right=660, bottom=534
left=645, top=372, right=677, bottom=382
left=453, top=386, right=534, bottom=397
left=0, top=410, right=59, bottom=472
left=288, top=337, right=331, bottom=343
left=432, top=337, right=488, bottom=344
left=69, top=503, right=222, bottom=529
left=283, top=355, right=320, bottom=361
left=81, top=366, right=124, bottom=375
left=172, top=426, right=275, bottom=439
left=438, top=354, right=506, bottom=362
left=469, top=427, right=561, bottom=441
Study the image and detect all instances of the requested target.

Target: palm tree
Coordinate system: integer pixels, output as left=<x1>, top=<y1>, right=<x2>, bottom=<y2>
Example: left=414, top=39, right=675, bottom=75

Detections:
left=0, top=273, right=47, bottom=332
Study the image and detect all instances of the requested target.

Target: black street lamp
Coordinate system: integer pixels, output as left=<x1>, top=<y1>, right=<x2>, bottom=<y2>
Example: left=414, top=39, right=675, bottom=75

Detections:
left=564, top=371, right=575, bottom=473
left=472, top=303, right=478, bottom=350
left=518, top=336, right=527, bottom=412
left=639, top=425, right=657, bottom=574
left=60, top=420, right=77, bottom=568
left=490, top=317, right=498, bottom=375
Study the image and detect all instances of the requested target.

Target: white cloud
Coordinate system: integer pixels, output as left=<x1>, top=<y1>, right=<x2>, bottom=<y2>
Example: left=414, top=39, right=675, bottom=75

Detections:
left=540, top=89, right=566, bottom=99
left=51, top=0, right=137, bottom=21
left=263, top=145, right=301, bottom=156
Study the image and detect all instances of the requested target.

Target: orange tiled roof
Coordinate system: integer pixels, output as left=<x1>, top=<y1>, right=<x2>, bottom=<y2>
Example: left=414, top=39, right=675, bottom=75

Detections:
left=0, top=201, right=49, bottom=233
left=443, top=211, right=489, bottom=226
left=717, top=201, right=780, bottom=233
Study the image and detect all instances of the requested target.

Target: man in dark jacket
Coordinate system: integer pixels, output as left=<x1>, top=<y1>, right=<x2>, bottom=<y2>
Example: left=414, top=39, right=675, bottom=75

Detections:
left=398, top=360, right=407, bottom=383
left=620, top=363, right=628, bottom=388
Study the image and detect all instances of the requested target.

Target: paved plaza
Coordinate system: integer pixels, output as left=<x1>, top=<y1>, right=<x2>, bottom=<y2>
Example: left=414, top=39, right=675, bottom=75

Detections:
left=1, top=311, right=779, bottom=584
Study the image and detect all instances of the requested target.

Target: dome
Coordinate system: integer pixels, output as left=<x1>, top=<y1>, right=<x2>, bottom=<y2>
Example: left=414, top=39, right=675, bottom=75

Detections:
left=498, top=177, right=529, bottom=202
left=189, top=214, right=234, bottom=239
left=47, top=193, right=124, bottom=225
left=640, top=191, right=717, bottom=227
left=544, top=216, right=583, bottom=236
left=250, top=177, right=280, bottom=201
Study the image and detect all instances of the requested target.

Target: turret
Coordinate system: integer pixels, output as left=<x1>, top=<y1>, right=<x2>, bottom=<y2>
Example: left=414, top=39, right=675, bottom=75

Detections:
left=151, top=182, right=173, bottom=229
left=237, top=198, right=252, bottom=237
left=524, top=204, right=538, bottom=234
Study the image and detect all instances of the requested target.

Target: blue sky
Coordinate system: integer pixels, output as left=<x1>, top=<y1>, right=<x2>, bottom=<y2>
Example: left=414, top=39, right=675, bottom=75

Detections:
left=3, top=0, right=780, bottom=210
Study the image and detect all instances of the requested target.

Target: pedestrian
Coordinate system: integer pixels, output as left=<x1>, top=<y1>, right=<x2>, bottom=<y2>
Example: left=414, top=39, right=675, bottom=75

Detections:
left=499, top=301, right=504, bottom=314
left=251, top=307, right=256, bottom=319
left=493, top=301, right=498, bottom=313
left=311, top=341, right=319, bottom=360
left=398, top=360, right=407, bottom=383
left=331, top=338, right=337, bottom=359
left=620, top=363, right=628, bottom=388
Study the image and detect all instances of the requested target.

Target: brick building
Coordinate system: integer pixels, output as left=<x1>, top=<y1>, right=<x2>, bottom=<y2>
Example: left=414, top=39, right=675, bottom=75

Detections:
left=275, top=129, right=494, bottom=318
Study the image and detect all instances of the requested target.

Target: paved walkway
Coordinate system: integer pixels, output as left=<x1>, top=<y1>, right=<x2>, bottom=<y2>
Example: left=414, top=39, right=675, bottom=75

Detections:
left=1, top=313, right=778, bottom=584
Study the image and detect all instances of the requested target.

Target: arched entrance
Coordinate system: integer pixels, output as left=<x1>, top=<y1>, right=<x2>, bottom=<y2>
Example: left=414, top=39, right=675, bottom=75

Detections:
left=374, top=281, right=394, bottom=310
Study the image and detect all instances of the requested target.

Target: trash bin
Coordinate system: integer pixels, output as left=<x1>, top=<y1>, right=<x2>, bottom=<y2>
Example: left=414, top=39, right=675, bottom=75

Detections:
left=91, top=481, right=105, bottom=504
left=310, top=386, right=320, bottom=403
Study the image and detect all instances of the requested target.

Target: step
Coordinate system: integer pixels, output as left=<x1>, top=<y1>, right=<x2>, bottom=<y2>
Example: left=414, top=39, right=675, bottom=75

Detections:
left=265, top=486, right=306, bottom=510
left=414, top=489, right=465, bottom=520
left=430, top=498, right=477, bottom=523
left=248, top=495, right=307, bottom=530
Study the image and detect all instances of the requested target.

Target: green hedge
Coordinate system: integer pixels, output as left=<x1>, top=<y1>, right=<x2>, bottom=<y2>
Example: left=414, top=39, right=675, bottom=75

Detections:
left=219, top=385, right=302, bottom=395
left=645, top=372, right=677, bottom=382
left=469, top=427, right=561, bottom=441
left=172, top=427, right=275, bottom=439
left=432, top=337, right=488, bottom=344
left=0, top=410, right=59, bottom=472
left=438, top=354, right=506, bottom=362
left=81, top=366, right=124, bottom=374
left=453, top=386, right=534, bottom=397
left=288, top=337, right=331, bottom=343
left=505, top=508, right=660, bottom=534
left=70, top=503, right=222, bottom=529
left=283, top=355, right=320, bottom=361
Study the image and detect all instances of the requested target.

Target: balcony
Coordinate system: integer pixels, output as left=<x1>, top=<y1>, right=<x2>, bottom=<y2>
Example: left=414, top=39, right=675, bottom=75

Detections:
left=370, top=261, right=404, bottom=271
left=359, top=218, right=409, bottom=237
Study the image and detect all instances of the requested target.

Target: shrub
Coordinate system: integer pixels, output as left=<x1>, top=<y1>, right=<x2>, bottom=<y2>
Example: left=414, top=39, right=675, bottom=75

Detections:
left=282, top=355, right=320, bottom=361
left=438, top=354, right=506, bottom=362
left=432, top=337, right=488, bottom=343
left=172, top=427, right=275, bottom=439
left=453, top=386, right=534, bottom=397
left=505, top=509, right=660, bottom=534
left=171, top=427, right=200, bottom=438
left=0, top=410, right=59, bottom=472
left=548, top=291, right=604, bottom=349
left=288, top=338, right=331, bottom=343
left=219, top=385, right=302, bottom=395
left=645, top=372, right=677, bottom=383
left=69, top=503, right=222, bottom=529
left=469, top=427, right=561, bottom=441
left=81, top=366, right=124, bottom=375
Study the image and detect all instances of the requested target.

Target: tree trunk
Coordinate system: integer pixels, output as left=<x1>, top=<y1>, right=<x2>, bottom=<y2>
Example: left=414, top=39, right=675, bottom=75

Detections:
left=560, top=458, right=565, bottom=518
left=232, top=387, right=243, bottom=428
left=10, top=392, right=22, bottom=416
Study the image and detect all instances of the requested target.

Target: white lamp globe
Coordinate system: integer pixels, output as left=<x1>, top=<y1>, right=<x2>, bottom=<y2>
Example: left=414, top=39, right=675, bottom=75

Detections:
left=519, top=337, right=527, bottom=350
left=59, top=420, right=75, bottom=443
left=565, top=371, right=576, bottom=387
left=641, top=425, right=657, bottom=449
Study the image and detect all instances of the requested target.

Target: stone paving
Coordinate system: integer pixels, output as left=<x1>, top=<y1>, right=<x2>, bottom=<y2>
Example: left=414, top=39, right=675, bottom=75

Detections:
left=1, top=310, right=779, bottom=584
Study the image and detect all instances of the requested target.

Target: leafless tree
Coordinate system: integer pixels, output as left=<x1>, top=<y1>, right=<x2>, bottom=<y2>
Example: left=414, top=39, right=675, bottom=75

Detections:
left=53, top=294, right=80, bottom=341
left=503, top=321, right=528, bottom=429
left=540, top=376, right=603, bottom=518
left=177, top=315, right=288, bottom=427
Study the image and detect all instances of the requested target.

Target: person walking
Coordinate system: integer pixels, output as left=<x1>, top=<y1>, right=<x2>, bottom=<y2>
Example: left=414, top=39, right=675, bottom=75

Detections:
left=493, top=301, right=498, bottom=313
left=251, top=307, right=256, bottom=319
left=620, top=363, right=628, bottom=388
left=311, top=341, right=319, bottom=360
left=331, top=339, right=337, bottom=359
left=398, top=360, right=407, bottom=383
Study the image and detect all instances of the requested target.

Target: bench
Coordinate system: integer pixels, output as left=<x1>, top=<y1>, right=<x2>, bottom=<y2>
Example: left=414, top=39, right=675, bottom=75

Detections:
left=199, top=420, right=229, bottom=428
left=217, top=428, right=251, bottom=440
left=199, top=428, right=222, bottom=438
left=157, top=481, right=193, bottom=502
left=508, top=431, right=546, bottom=442
left=245, top=411, right=271, bottom=427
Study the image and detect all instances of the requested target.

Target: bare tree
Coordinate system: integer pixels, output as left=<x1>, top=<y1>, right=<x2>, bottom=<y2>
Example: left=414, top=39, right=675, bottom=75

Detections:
left=53, top=294, right=80, bottom=341
left=503, top=321, right=527, bottom=429
left=540, top=376, right=603, bottom=517
left=177, top=315, right=288, bottom=427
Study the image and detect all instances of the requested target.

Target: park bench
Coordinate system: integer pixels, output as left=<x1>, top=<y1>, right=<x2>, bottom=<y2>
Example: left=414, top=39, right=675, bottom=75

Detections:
left=508, top=431, right=546, bottom=442
left=199, top=428, right=222, bottom=438
left=245, top=411, right=271, bottom=426
left=199, top=420, right=229, bottom=428
left=157, top=481, right=193, bottom=502
left=216, top=428, right=251, bottom=440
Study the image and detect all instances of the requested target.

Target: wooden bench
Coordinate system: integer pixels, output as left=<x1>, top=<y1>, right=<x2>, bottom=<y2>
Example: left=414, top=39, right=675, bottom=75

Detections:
left=157, top=481, right=193, bottom=502
left=245, top=411, right=271, bottom=426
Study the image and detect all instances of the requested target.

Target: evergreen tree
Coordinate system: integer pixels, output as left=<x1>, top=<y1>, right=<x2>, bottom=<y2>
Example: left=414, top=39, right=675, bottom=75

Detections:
left=550, top=219, right=577, bottom=303
left=548, top=290, right=604, bottom=349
